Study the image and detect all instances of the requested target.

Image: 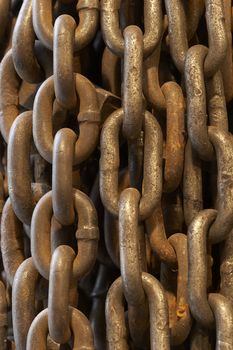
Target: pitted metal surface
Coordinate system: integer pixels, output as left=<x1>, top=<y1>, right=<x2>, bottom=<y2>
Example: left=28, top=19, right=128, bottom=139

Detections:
left=0, top=1, right=232, bottom=349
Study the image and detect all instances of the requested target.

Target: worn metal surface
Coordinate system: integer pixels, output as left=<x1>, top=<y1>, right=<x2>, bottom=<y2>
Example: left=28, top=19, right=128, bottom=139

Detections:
left=0, top=1, right=232, bottom=349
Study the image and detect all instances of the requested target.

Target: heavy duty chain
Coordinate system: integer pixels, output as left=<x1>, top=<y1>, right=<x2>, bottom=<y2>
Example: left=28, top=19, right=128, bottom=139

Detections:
left=0, top=0, right=233, bottom=349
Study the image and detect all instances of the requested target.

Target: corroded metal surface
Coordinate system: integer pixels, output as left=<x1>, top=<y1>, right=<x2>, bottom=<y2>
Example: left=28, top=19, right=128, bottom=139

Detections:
left=0, top=1, right=232, bottom=349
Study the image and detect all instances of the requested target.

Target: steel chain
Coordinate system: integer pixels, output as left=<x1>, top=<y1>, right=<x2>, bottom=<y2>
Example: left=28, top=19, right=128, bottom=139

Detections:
left=0, top=0, right=232, bottom=349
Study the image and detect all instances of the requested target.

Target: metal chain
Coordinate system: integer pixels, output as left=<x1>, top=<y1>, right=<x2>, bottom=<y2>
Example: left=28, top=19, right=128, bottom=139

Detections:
left=0, top=0, right=232, bottom=349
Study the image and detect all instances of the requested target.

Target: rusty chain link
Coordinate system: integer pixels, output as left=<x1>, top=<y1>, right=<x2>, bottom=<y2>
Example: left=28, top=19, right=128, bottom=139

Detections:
left=0, top=0, right=232, bottom=349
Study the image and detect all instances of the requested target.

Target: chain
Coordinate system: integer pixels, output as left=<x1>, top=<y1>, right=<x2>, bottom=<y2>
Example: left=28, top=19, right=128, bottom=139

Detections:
left=0, top=0, right=232, bottom=349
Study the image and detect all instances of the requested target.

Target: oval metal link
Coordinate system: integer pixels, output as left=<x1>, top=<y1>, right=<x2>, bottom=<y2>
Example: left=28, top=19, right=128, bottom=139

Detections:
left=167, top=233, right=192, bottom=345
left=208, top=126, right=233, bottom=243
left=146, top=205, right=177, bottom=267
left=162, top=81, right=185, bottom=193
left=1, top=198, right=25, bottom=285
left=33, top=73, right=100, bottom=164
left=208, top=293, right=233, bottom=350
left=26, top=307, right=94, bottom=349
left=101, top=0, right=163, bottom=58
left=106, top=273, right=170, bottom=350
left=8, top=111, right=49, bottom=225
left=48, top=245, right=76, bottom=344
left=8, top=111, right=34, bottom=225
left=53, top=14, right=77, bottom=109
left=31, top=190, right=99, bottom=280
left=52, top=128, right=77, bottom=225
left=166, top=0, right=227, bottom=76
left=220, top=0, right=233, bottom=102
left=188, top=209, right=217, bottom=329
left=32, top=0, right=99, bottom=51
left=204, top=0, right=228, bottom=78
left=143, top=39, right=166, bottom=111
left=185, top=45, right=214, bottom=161
left=12, top=0, right=44, bottom=83
left=0, top=49, right=21, bottom=143
left=123, top=25, right=143, bottom=140
left=100, top=108, right=163, bottom=220
left=206, top=70, right=228, bottom=131
left=119, top=188, right=149, bottom=348
left=164, top=0, right=188, bottom=73
left=220, top=229, right=233, bottom=304
left=12, top=258, right=39, bottom=350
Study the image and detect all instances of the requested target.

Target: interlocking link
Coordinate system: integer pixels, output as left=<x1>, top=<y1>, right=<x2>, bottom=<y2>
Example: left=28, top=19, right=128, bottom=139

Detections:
left=48, top=245, right=76, bottom=343
left=123, top=25, right=143, bottom=141
left=185, top=45, right=214, bottom=161
left=53, top=14, right=77, bottom=109
left=33, top=74, right=100, bottom=164
left=208, top=293, right=233, bottom=349
left=101, top=0, right=163, bottom=57
left=12, top=0, right=44, bottom=83
left=26, top=307, right=95, bottom=349
left=32, top=0, right=99, bottom=51
left=146, top=205, right=177, bottom=267
left=8, top=111, right=49, bottom=225
left=100, top=108, right=163, bottom=220
left=12, top=258, right=39, bottom=350
left=119, top=188, right=149, bottom=348
left=31, top=190, right=99, bottom=280
left=106, top=273, right=170, bottom=350
left=161, top=82, right=185, bottom=193
left=52, top=128, right=77, bottom=225
left=207, top=127, right=233, bottom=243
left=167, top=233, right=191, bottom=345
left=188, top=209, right=217, bottom=329
left=1, top=198, right=27, bottom=285
left=0, top=49, right=21, bottom=142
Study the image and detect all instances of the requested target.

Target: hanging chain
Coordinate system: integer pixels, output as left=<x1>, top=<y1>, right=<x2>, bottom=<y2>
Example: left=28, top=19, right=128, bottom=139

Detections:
left=0, top=0, right=232, bottom=349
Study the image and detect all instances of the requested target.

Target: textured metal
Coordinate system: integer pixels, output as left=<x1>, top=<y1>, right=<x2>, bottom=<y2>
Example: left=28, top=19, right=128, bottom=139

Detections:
left=0, top=1, right=232, bottom=349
